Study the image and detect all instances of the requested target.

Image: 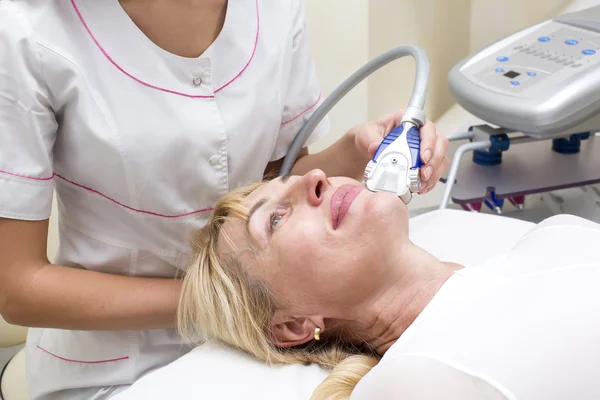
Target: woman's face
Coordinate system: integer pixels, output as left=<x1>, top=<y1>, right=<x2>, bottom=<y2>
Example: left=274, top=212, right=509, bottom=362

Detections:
left=221, top=169, right=410, bottom=337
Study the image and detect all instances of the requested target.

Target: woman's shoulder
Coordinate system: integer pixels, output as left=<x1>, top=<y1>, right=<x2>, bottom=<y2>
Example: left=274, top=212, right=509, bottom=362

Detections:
left=0, top=1, right=33, bottom=39
left=533, top=214, right=600, bottom=231
left=0, top=1, right=55, bottom=86
left=0, top=1, right=61, bottom=28
left=258, top=0, right=310, bottom=31
left=515, top=214, right=600, bottom=249
left=0, top=1, right=77, bottom=52
left=497, top=214, right=600, bottom=276
left=351, top=354, right=511, bottom=400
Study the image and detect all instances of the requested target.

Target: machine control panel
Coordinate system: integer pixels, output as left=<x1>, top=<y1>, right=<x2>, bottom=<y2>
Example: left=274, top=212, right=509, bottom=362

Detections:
left=448, top=5, right=600, bottom=137
left=463, top=24, right=600, bottom=95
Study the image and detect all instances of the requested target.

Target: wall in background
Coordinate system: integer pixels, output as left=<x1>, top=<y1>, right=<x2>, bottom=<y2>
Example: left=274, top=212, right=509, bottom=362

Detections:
left=470, top=0, right=578, bottom=53
left=304, top=0, right=370, bottom=152
left=367, top=0, right=471, bottom=123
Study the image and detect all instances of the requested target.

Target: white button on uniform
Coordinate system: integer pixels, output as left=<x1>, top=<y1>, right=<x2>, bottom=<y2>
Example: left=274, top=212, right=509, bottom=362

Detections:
left=209, top=155, right=218, bottom=165
left=193, top=76, right=203, bottom=86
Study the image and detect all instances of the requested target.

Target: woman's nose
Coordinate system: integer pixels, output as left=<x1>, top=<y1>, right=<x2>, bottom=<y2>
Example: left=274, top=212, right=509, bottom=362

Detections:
left=300, top=169, right=329, bottom=207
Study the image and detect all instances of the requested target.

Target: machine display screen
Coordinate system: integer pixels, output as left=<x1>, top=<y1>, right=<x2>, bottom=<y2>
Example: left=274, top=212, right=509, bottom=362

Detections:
left=503, top=70, right=520, bottom=78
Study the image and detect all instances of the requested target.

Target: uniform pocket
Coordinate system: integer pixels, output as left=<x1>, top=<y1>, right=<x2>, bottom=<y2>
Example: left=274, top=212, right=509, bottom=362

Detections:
left=34, top=327, right=138, bottom=392
left=37, top=328, right=135, bottom=364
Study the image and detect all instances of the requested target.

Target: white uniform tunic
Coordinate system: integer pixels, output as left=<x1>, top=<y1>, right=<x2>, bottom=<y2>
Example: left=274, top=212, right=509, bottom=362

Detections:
left=352, top=215, right=600, bottom=400
left=0, top=0, right=328, bottom=398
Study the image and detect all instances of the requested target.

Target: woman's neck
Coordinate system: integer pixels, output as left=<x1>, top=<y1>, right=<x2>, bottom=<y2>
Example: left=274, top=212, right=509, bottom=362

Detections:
left=119, top=0, right=228, bottom=58
left=355, top=244, right=463, bottom=355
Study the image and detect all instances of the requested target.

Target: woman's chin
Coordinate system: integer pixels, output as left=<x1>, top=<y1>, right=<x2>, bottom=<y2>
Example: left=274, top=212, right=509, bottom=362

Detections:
left=363, top=190, right=408, bottom=222
left=338, top=189, right=409, bottom=237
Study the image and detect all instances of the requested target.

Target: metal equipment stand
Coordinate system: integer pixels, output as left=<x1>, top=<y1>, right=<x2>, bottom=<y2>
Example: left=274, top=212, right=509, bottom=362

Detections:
left=439, top=126, right=600, bottom=214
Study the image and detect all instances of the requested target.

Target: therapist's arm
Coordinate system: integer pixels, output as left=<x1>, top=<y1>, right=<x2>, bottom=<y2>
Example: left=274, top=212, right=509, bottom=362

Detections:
left=0, top=217, right=180, bottom=330
left=264, top=131, right=368, bottom=181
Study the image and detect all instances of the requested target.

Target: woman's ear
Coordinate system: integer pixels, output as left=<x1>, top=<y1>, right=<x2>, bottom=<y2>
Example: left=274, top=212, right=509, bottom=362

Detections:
left=268, top=314, right=324, bottom=348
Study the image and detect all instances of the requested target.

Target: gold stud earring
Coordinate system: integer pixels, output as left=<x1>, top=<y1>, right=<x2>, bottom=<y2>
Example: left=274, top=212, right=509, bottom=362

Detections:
left=314, top=327, right=321, bottom=341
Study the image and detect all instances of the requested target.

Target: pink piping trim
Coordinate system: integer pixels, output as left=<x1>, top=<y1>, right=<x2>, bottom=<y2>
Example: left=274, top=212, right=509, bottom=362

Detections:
left=215, top=0, right=260, bottom=93
left=280, top=93, right=322, bottom=126
left=54, top=174, right=214, bottom=218
left=0, top=169, right=213, bottom=218
left=37, top=346, right=129, bottom=364
left=0, top=169, right=54, bottom=181
left=70, top=0, right=260, bottom=98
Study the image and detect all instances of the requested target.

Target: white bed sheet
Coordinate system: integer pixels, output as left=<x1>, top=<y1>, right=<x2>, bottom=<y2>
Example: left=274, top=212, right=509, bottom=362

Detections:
left=409, top=209, right=535, bottom=266
left=113, top=209, right=535, bottom=400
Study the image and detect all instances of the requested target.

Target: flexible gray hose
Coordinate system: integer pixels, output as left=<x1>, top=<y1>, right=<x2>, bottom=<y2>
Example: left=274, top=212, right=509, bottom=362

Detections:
left=445, top=131, right=475, bottom=141
left=279, top=45, right=430, bottom=176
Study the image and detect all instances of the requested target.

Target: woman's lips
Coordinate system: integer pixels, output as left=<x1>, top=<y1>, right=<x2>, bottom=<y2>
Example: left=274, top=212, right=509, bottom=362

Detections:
left=331, top=185, right=363, bottom=230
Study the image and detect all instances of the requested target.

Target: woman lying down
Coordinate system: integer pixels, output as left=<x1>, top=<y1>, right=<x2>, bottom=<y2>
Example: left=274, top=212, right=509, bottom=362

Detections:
left=177, top=169, right=600, bottom=400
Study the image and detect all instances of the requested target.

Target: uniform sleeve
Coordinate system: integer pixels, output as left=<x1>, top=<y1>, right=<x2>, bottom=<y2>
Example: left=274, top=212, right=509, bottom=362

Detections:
left=0, top=3, right=58, bottom=220
left=269, top=0, right=330, bottom=162
left=351, top=354, right=512, bottom=400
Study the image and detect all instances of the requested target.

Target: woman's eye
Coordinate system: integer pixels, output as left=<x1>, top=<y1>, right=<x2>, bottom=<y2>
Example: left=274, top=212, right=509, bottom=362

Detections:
left=270, top=214, right=283, bottom=231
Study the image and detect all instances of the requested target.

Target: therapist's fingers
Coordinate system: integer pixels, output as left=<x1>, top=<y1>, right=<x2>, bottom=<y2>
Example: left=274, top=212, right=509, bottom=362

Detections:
left=360, top=108, right=421, bottom=158
left=367, top=141, right=380, bottom=158
left=375, top=108, right=406, bottom=132
left=360, top=112, right=405, bottom=158
left=421, top=128, right=449, bottom=178
left=420, top=131, right=450, bottom=191
left=353, top=121, right=385, bottom=158
left=420, top=153, right=450, bottom=194
left=418, top=120, right=438, bottom=167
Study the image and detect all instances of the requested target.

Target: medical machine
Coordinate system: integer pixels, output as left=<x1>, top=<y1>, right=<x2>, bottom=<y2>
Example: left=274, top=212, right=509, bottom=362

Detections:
left=279, top=46, right=430, bottom=205
left=438, top=5, right=600, bottom=214
left=281, top=5, right=600, bottom=217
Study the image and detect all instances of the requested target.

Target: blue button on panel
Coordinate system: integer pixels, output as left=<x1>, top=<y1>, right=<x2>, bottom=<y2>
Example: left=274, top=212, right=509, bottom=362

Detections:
left=582, top=49, right=596, bottom=55
left=496, top=56, right=509, bottom=62
left=565, top=39, right=579, bottom=45
left=496, top=67, right=505, bottom=72
left=538, top=36, right=551, bottom=42
left=511, top=81, right=520, bottom=86
left=528, top=71, right=537, bottom=77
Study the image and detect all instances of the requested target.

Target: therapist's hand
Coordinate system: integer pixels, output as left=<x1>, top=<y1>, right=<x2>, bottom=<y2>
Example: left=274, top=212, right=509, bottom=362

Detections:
left=350, top=109, right=450, bottom=194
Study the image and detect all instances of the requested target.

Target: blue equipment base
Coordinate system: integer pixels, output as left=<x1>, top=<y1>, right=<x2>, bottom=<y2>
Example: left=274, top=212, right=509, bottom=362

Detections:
left=441, top=135, right=600, bottom=204
left=552, top=132, right=591, bottom=154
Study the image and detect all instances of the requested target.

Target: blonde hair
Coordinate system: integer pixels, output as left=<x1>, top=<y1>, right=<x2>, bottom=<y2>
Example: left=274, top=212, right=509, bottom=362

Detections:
left=177, top=181, right=379, bottom=400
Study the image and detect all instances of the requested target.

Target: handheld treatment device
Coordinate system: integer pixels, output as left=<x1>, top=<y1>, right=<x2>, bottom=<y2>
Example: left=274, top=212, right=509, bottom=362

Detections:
left=279, top=45, right=430, bottom=204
